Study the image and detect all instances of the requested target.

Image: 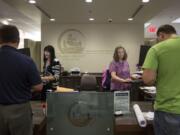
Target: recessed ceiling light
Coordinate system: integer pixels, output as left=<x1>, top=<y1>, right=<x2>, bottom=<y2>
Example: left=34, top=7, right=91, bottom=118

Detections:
left=7, top=18, right=13, bottom=21
left=142, top=0, right=150, bottom=3
left=28, top=0, right=36, bottom=4
left=172, top=18, right=180, bottom=23
left=128, top=18, right=133, bottom=21
left=50, top=18, right=55, bottom=21
left=85, top=0, right=93, bottom=3
left=2, top=20, right=9, bottom=25
left=89, top=18, right=95, bottom=21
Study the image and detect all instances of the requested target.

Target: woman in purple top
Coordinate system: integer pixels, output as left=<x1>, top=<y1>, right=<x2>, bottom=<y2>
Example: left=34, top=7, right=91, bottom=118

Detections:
left=109, top=46, right=132, bottom=91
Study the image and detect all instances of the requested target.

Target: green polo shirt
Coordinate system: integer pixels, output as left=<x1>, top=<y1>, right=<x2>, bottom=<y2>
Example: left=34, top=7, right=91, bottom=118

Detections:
left=143, top=37, right=180, bottom=114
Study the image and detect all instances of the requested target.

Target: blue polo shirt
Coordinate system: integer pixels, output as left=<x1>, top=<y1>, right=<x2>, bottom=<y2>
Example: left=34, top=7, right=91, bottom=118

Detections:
left=0, top=45, right=42, bottom=104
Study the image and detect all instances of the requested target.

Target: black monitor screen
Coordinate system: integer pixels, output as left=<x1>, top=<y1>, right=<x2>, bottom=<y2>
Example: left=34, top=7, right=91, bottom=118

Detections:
left=138, top=45, right=151, bottom=66
left=18, top=48, right=31, bottom=57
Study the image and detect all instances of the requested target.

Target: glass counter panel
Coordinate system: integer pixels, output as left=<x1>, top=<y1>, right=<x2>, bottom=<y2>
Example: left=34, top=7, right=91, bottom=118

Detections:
left=47, top=92, right=114, bottom=135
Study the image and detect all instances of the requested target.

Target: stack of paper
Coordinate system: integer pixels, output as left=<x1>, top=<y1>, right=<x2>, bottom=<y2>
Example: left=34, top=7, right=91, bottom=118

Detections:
left=140, top=86, right=156, bottom=94
left=56, top=87, right=75, bottom=92
left=143, top=112, right=154, bottom=121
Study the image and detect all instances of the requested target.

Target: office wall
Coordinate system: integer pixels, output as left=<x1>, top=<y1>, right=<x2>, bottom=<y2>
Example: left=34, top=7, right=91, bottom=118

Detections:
left=42, top=23, right=144, bottom=72
left=24, top=39, right=41, bottom=71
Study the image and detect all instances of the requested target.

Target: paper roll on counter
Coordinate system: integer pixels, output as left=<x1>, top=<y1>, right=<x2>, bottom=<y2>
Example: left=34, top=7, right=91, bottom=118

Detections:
left=133, top=104, right=147, bottom=128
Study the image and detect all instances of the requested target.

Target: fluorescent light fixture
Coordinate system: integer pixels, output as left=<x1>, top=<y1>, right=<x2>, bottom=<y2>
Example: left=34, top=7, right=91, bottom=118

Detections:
left=128, top=18, right=133, bottom=21
left=50, top=18, right=55, bottom=21
left=7, top=18, right=13, bottom=21
left=85, top=0, right=93, bottom=3
left=28, top=0, right=36, bottom=4
left=144, top=22, right=151, bottom=28
left=172, top=18, right=180, bottom=23
left=89, top=18, right=95, bottom=21
left=2, top=20, right=9, bottom=25
left=142, top=0, right=150, bottom=3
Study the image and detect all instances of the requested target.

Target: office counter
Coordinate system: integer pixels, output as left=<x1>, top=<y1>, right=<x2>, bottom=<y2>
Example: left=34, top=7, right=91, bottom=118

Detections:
left=60, top=75, right=144, bottom=101
left=60, top=74, right=102, bottom=90
left=115, top=101, right=154, bottom=135
left=31, top=101, right=154, bottom=135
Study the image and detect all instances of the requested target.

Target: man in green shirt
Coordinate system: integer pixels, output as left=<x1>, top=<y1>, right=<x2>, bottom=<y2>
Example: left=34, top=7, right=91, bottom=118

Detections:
left=143, top=24, right=180, bottom=135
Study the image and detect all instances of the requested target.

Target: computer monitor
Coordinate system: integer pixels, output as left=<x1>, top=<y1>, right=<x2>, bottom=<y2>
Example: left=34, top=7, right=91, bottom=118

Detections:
left=18, top=48, right=31, bottom=57
left=138, top=45, right=151, bottom=66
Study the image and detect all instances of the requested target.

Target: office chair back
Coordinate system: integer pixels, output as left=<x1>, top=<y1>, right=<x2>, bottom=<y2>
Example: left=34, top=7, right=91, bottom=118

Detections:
left=80, top=74, right=97, bottom=91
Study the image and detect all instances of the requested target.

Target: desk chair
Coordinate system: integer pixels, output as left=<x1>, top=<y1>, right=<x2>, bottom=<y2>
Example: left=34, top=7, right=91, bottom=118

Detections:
left=80, top=74, right=98, bottom=91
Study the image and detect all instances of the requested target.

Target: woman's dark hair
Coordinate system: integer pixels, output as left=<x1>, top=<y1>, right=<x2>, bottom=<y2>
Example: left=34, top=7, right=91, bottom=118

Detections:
left=157, top=24, right=177, bottom=36
left=113, top=46, right=127, bottom=62
left=43, top=45, right=56, bottom=66
left=0, top=25, right=20, bottom=44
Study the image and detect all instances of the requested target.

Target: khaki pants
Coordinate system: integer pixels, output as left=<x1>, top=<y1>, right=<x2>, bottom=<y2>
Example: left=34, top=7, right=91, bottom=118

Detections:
left=0, top=102, right=33, bottom=135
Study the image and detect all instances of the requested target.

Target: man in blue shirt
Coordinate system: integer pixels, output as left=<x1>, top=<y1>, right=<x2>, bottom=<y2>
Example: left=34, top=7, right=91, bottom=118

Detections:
left=0, top=25, right=43, bottom=135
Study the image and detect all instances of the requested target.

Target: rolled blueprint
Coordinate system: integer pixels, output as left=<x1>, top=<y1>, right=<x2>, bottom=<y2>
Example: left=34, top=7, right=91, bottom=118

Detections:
left=133, top=104, right=147, bottom=127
